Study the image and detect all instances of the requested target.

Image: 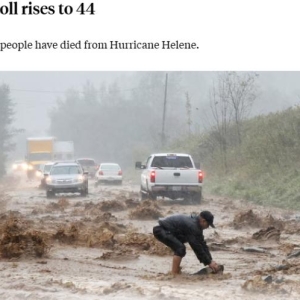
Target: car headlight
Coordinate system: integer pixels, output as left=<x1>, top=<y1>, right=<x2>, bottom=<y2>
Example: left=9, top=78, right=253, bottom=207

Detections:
left=28, top=165, right=33, bottom=170
left=76, top=175, right=84, bottom=183
left=35, top=171, right=42, bottom=177
left=12, top=164, right=17, bottom=170
left=22, top=163, right=28, bottom=170
left=46, top=177, right=52, bottom=184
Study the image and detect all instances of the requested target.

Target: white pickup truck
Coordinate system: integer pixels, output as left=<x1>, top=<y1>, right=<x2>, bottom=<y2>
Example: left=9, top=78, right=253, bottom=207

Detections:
left=135, top=153, right=203, bottom=203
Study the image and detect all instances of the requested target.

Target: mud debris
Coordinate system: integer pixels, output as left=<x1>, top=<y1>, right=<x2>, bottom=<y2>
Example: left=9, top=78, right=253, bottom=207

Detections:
left=93, top=212, right=117, bottom=223
left=252, top=226, right=281, bottom=241
left=98, top=249, right=139, bottom=261
left=0, top=217, right=49, bottom=258
left=117, top=232, right=172, bottom=256
left=85, top=200, right=127, bottom=212
left=125, top=198, right=140, bottom=208
left=103, top=281, right=132, bottom=295
left=53, top=224, right=79, bottom=244
left=129, top=201, right=163, bottom=219
left=242, top=275, right=289, bottom=294
left=233, top=210, right=283, bottom=230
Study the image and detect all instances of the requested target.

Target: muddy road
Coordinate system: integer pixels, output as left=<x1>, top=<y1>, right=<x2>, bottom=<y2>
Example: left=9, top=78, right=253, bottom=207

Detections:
left=1, top=175, right=300, bottom=299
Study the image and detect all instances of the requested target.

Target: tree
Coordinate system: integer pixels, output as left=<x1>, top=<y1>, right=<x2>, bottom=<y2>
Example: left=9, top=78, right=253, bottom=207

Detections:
left=185, top=92, right=192, bottom=137
left=208, top=78, right=233, bottom=173
left=224, top=72, right=259, bottom=145
left=0, top=84, right=18, bottom=177
left=203, top=72, right=259, bottom=173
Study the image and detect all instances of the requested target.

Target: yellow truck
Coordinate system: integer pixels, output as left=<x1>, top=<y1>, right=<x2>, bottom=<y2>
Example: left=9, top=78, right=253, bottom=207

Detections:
left=26, top=137, right=56, bottom=179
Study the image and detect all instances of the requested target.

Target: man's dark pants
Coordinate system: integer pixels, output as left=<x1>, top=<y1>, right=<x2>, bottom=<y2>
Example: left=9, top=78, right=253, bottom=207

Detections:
left=153, top=225, right=186, bottom=257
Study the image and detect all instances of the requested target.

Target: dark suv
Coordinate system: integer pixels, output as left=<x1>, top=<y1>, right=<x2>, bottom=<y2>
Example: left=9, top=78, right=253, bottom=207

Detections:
left=45, top=162, right=88, bottom=198
left=76, top=158, right=97, bottom=178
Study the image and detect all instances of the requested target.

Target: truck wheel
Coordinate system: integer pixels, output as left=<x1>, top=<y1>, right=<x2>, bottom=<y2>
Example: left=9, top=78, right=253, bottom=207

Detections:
left=140, top=186, right=148, bottom=201
left=192, top=191, right=202, bottom=204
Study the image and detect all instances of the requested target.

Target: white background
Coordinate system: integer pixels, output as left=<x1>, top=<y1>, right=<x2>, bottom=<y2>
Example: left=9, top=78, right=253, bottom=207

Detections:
left=0, top=0, right=300, bottom=70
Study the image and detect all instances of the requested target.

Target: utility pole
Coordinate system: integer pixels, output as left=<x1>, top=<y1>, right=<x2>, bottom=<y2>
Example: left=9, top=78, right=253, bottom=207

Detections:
left=161, top=73, right=168, bottom=148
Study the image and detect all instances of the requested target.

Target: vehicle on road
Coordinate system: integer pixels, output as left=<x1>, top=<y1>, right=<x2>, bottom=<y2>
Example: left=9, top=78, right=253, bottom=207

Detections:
left=135, top=153, right=203, bottom=203
left=53, top=141, right=75, bottom=161
left=95, top=163, right=122, bottom=185
left=45, top=162, right=88, bottom=198
left=39, top=162, right=55, bottom=189
left=76, top=158, right=97, bottom=178
left=26, top=137, right=56, bottom=179
left=12, top=160, right=27, bottom=172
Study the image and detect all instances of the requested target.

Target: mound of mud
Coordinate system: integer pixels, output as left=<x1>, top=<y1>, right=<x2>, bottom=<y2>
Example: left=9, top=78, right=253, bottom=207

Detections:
left=283, top=220, right=300, bottom=234
left=252, top=227, right=281, bottom=241
left=129, top=200, right=163, bottom=220
left=46, top=198, right=70, bottom=212
left=86, top=228, right=115, bottom=249
left=51, top=220, right=128, bottom=249
left=0, top=217, right=49, bottom=258
left=263, top=214, right=284, bottom=230
left=98, top=221, right=127, bottom=234
left=98, top=249, right=139, bottom=260
left=125, top=198, right=140, bottom=208
left=233, top=210, right=261, bottom=229
left=93, top=212, right=117, bottom=223
left=85, top=200, right=126, bottom=212
left=242, top=275, right=289, bottom=295
left=117, top=232, right=172, bottom=256
left=53, top=224, right=79, bottom=244
left=233, top=210, right=283, bottom=230
left=82, top=222, right=127, bottom=249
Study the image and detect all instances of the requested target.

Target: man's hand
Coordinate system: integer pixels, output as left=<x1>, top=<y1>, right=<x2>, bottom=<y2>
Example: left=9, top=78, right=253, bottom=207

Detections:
left=208, top=261, right=219, bottom=273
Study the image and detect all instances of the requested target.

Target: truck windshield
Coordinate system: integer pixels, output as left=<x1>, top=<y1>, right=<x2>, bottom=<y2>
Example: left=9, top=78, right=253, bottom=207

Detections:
left=28, top=153, right=52, bottom=161
left=151, top=156, right=193, bottom=168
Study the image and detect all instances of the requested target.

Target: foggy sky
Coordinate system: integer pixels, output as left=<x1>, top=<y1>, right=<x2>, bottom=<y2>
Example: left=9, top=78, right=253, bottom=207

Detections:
left=1, top=71, right=299, bottom=135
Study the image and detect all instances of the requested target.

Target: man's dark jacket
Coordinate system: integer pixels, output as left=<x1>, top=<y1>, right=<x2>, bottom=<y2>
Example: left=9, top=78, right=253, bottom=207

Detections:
left=158, top=214, right=212, bottom=265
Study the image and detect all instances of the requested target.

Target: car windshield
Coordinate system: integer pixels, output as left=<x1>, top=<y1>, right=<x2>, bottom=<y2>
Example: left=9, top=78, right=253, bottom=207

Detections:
left=50, top=166, right=81, bottom=175
left=101, top=164, right=120, bottom=170
left=77, top=160, right=95, bottom=166
left=151, top=156, right=193, bottom=168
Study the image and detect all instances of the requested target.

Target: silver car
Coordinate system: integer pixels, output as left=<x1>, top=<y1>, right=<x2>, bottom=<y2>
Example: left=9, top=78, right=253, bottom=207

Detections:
left=95, top=163, right=122, bottom=185
left=45, top=162, right=88, bottom=198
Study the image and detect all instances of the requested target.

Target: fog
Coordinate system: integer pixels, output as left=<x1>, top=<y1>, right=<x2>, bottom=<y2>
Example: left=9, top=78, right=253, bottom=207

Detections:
left=1, top=71, right=300, bottom=166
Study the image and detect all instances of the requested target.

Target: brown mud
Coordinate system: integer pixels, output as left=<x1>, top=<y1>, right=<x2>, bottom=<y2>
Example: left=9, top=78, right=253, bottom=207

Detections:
left=1, top=176, right=300, bottom=299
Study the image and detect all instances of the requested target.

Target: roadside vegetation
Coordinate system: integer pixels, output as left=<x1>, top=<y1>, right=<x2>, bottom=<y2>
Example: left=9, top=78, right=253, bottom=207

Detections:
left=172, top=102, right=300, bottom=210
